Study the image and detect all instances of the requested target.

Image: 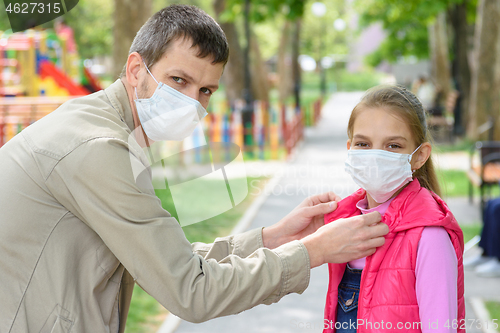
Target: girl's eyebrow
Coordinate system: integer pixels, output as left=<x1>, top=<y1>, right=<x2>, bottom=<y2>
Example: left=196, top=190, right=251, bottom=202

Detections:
left=353, top=134, right=407, bottom=142
left=386, top=136, right=407, bottom=142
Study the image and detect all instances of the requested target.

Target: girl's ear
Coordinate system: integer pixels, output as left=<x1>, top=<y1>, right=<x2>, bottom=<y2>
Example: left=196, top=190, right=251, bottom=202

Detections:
left=347, top=140, right=351, bottom=150
left=411, top=142, right=432, bottom=171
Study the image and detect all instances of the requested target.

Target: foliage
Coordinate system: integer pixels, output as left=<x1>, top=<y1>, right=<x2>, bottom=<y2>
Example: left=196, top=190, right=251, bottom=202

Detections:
left=63, top=0, right=113, bottom=59
left=0, top=1, right=8, bottom=31
left=300, top=0, right=348, bottom=60
left=222, top=0, right=306, bottom=23
left=355, top=0, right=475, bottom=66
left=0, top=1, right=112, bottom=60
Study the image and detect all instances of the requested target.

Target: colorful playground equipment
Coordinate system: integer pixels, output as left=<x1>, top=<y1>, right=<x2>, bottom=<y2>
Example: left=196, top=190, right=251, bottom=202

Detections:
left=0, top=29, right=101, bottom=97
left=0, top=28, right=321, bottom=160
left=0, top=27, right=103, bottom=148
left=200, top=98, right=322, bottom=160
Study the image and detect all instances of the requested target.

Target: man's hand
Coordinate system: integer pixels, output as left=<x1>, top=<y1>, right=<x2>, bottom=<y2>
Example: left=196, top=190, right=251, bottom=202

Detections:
left=301, top=212, right=389, bottom=268
left=262, top=192, right=341, bottom=249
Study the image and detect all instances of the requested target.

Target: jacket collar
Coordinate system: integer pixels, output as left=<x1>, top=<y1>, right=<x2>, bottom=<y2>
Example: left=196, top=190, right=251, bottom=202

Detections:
left=326, top=179, right=454, bottom=233
left=104, top=79, right=136, bottom=132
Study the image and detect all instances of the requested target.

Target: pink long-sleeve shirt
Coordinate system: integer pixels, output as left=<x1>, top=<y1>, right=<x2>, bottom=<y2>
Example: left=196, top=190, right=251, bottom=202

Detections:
left=348, top=196, right=458, bottom=333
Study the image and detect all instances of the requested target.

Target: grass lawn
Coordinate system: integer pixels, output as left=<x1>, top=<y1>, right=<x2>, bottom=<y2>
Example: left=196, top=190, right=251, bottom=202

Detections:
left=460, top=223, right=482, bottom=244
left=434, top=139, right=474, bottom=153
left=437, top=169, right=473, bottom=198
left=437, top=169, right=500, bottom=198
left=124, top=176, right=269, bottom=332
left=485, top=300, right=500, bottom=323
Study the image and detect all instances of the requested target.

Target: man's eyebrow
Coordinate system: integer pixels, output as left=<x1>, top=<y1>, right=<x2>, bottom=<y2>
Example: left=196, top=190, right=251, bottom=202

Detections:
left=166, top=69, right=219, bottom=91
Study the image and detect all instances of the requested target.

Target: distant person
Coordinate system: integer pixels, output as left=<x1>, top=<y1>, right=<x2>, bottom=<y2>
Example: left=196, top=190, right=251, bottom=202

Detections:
left=464, top=197, right=500, bottom=277
left=322, top=85, right=465, bottom=333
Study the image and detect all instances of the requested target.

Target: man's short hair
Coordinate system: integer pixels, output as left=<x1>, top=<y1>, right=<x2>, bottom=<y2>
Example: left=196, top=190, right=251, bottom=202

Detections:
left=120, top=4, right=229, bottom=77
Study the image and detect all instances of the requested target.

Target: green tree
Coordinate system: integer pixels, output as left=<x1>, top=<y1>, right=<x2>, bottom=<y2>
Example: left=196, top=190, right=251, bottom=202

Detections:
left=63, top=0, right=113, bottom=60
left=467, top=0, right=500, bottom=140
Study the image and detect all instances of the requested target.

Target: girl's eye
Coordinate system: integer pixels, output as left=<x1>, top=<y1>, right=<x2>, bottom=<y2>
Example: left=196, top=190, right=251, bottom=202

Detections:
left=354, top=142, right=369, bottom=148
left=200, top=87, right=212, bottom=95
left=388, top=144, right=401, bottom=149
left=172, top=77, right=185, bottom=84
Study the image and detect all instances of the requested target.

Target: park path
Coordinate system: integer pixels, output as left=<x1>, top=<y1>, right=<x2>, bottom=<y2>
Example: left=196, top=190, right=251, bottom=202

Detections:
left=174, top=92, right=500, bottom=333
left=175, top=92, right=361, bottom=333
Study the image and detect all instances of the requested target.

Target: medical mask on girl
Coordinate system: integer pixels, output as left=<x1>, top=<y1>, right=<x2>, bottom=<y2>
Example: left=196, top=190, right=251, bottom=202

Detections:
left=134, top=61, right=208, bottom=142
left=345, top=145, right=422, bottom=203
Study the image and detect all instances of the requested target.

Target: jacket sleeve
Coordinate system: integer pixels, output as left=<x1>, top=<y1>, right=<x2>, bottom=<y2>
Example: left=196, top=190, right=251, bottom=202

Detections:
left=45, top=137, right=310, bottom=323
left=190, top=228, right=264, bottom=261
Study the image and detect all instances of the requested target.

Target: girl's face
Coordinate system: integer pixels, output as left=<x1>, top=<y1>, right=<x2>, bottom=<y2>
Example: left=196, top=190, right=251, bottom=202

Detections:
left=347, top=107, right=431, bottom=177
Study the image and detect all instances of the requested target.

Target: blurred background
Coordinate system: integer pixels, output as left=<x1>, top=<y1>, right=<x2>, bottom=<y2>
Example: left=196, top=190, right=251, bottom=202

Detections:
left=1, top=0, right=500, bottom=332
left=1, top=0, right=498, bottom=144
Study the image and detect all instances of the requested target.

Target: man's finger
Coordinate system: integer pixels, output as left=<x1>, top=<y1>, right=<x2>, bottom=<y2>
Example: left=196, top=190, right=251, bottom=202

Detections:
left=361, top=211, right=382, bottom=225
left=310, top=192, right=341, bottom=205
left=304, top=201, right=337, bottom=218
left=362, top=236, right=386, bottom=250
left=364, top=222, right=389, bottom=240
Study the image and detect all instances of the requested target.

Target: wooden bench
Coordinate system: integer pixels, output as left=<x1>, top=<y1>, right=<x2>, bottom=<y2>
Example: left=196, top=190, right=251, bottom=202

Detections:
left=467, top=141, right=500, bottom=211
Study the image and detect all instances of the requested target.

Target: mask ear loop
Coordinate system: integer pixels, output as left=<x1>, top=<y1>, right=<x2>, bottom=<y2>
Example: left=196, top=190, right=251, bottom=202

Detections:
left=142, top=60, right=159, bottom=84
left=409, top=144, right=423, bottom=173
left=135, top=59, right=159, bottom=100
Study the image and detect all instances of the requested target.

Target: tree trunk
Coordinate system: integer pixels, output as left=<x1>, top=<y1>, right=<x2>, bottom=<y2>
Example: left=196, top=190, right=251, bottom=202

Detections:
left=250, top=32, right=270, bottom=103
left=428, top=12, right=452, bottom=104
left=292, top=19, right=302, bottom=109
left=112, top=0, right=152, bottom=79
left=277, top=20, right=293, bottom=105
left=467, top=0, right=500, bottom=140
left=448, top=2, right=472, bottom=137
left=213, top=0, right=245, bottom=103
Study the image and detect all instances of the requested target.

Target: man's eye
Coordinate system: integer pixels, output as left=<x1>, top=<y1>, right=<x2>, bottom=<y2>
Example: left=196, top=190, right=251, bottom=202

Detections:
left=200, top=87, right=212, bottom=95
left=172, top=77, right=185, bottom=84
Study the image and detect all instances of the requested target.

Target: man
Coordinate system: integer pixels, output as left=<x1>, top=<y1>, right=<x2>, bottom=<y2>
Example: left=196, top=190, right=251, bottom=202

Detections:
left=0, top=5, right=388, bottom=333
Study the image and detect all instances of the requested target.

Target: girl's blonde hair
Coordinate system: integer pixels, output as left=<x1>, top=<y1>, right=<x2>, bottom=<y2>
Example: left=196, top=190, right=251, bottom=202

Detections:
left=347, top=85, right=441, bottom=196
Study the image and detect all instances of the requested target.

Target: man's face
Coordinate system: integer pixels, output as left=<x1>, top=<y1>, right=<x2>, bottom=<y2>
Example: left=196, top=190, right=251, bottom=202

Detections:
left=137, top=37, right=224, bottom=109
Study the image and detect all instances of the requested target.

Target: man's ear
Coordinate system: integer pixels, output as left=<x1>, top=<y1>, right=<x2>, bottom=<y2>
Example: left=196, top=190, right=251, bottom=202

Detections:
left=347, top=140, right=351, bottom=150
left=411, top=142, right=432, bottom=171
left=125, top=52, right=143, bottom=88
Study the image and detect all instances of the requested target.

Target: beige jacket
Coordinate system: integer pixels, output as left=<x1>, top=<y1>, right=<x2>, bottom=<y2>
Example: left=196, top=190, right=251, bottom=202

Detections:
left=0, top=80, right=310, bottom=333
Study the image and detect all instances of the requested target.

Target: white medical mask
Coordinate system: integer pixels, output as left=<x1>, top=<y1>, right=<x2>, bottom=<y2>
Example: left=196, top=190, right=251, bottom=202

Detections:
left=134, top=62, right=208, bottom=142
left=345, top=145, right=422, bottom=203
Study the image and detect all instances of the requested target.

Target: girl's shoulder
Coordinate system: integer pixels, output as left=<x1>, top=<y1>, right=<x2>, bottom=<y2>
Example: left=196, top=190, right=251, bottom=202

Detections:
left=388, top=180, right=456, bottom=231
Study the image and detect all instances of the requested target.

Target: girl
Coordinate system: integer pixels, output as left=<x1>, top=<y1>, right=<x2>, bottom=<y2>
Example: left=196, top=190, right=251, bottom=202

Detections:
left=323, top=85, right=464, bottom=333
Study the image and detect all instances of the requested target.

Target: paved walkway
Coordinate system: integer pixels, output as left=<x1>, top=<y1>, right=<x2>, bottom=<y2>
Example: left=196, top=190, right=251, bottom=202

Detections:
left=174, top=92, right=500, bottom=333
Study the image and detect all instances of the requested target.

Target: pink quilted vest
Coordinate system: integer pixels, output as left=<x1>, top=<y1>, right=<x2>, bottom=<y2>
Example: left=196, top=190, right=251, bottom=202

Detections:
left=323, top=179, right=465, bottom=333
